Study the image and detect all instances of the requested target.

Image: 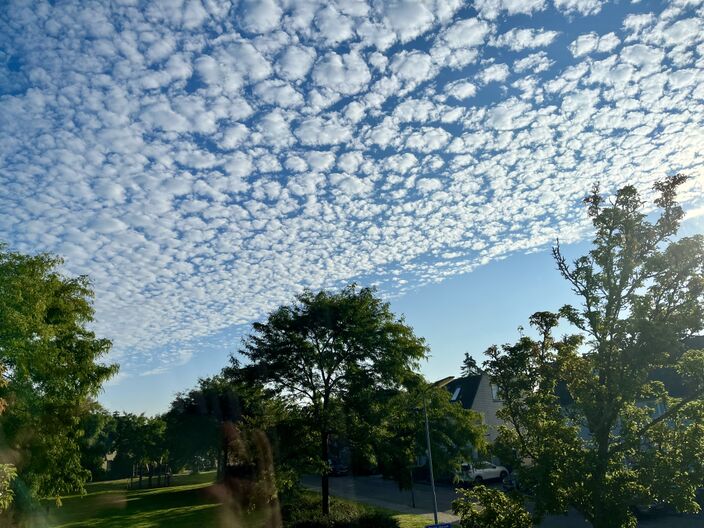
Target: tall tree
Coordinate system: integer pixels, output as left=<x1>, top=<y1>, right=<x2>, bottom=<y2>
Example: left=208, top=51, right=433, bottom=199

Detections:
left=485, top=176, right=704, bottom=528
left=0, top=244, right=117, bottom=509
left=460, top=353, right=482, bottom=377
left=242, top=284, right=427, bottom=514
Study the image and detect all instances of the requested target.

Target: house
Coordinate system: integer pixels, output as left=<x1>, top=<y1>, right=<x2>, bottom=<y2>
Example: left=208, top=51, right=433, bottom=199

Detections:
left=445, top=373, right=504, bottom=443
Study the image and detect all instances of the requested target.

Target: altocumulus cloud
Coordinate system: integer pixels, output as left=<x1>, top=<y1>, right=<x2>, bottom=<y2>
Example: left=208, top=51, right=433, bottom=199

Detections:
left=1, top=0, right=703, bottom=376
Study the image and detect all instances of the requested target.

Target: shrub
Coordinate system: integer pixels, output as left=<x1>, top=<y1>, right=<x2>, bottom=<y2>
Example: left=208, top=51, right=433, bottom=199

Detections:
left=282, top=491, right=398, bottom=528
left=453, top=485, right=532, bottom=528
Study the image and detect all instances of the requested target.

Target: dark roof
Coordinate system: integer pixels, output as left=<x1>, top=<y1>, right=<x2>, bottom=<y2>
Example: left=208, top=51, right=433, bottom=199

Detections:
left=684, top=335, right=704, bottom=351
left=649, top=367, right=689, bottom=398
left=445, top=375, right=483, bottom=409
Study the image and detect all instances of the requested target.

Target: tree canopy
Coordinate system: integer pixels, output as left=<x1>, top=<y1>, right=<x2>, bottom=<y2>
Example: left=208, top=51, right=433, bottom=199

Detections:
left=0, top=244, right=118, bottom=508
left=241, top=284, right=428, bottom=514
left=460, top=353, right=482, bottom=377
left=485, top=176, right=704, bottom=528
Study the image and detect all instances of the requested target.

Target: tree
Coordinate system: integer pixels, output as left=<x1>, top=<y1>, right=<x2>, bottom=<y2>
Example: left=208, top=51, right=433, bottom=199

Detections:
left=461, top=353, right=482, bottom=377
left=374, top=375, right=485, bottom=492
left=453, top=485, right=532, bottom=528
left=164, top=376, right=236, bottom=475
left=485, top=176, right=704, bottom=528
left=0, top=364, right=16, bottom=512
left=0, top=244, right=118, bottom=509
left=242, top=284, right=427, bottom=515
left=112, top=413, right=166, bottom=488
left=78, top=403, right=117, bottom=481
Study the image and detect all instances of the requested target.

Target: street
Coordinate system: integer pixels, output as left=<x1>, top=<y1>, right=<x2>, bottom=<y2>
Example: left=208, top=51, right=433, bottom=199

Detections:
left=301, top=475, right=704, bottom=527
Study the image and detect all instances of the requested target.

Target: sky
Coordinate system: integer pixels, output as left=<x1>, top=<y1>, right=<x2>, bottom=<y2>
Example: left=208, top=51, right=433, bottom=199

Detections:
left=1, top=0, right=704, bottom=415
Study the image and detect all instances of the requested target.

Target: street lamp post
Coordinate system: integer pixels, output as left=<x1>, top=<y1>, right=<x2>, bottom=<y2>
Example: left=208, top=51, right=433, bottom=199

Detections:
left=423, top=376, right=455, bottom=525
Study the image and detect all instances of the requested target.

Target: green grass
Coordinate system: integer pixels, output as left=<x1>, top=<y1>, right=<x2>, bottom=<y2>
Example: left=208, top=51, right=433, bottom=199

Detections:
left=34, top=472, right=224, bottom=528
left=291, top=490, right=439, bottom=528
left=19, top=473, right=433, bottom=528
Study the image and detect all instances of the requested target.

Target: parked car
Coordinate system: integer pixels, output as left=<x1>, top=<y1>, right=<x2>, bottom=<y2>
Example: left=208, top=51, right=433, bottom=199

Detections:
left=456, top=461, right=509, bottom=485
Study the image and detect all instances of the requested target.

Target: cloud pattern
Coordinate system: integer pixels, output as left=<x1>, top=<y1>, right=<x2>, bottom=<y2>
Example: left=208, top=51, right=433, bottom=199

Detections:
left=1, top=0, right=703, bottom=375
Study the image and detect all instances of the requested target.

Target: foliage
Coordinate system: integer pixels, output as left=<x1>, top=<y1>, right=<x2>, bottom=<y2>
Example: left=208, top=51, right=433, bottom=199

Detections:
left=77, top=403, right=117, bottom=481
left=485, top=176, right=704, bottom=528
left=461, top=353, right=482, bottom=377
left=453, top=485, right=532, bottom=528
left=241, top=284, right=428, bottom=514
left=374, top=375, right=485, bottom=489
left=111, top=413, right=167, bottom=485
left=163, top=376, right=239, bottom=474
left=0, top=361, right=16, bottom=512
left=0, top=244, right=118, bottom=508
left=281, top=490, right=399, bottom=528
left=0, top=464, right=17, bottom=513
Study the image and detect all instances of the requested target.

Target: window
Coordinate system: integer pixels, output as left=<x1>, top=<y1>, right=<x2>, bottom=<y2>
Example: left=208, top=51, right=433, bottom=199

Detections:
left=450, top=387, right=461, bottom=402
left=490, top=383, right=501, bottom=401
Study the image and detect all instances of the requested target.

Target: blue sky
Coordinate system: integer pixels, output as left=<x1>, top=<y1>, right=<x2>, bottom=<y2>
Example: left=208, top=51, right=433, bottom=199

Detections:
left=1, top=0, right=703, bottom=414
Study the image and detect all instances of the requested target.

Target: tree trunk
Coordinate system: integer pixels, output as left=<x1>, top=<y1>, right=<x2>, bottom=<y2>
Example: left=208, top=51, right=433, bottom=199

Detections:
left=591, top=428, right=611, bottom=528
left=321, top=430, right=330, bottom=515
left=148, top=463, right=153, bottom=488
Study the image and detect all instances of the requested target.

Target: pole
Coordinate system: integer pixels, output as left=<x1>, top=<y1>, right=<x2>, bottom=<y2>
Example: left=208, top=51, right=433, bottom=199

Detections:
left=424, top=398, right=439, bottom=525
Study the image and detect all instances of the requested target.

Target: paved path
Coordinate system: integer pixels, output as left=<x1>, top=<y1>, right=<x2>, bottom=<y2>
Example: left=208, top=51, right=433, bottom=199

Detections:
left=301, top=475, right=704, bottom=527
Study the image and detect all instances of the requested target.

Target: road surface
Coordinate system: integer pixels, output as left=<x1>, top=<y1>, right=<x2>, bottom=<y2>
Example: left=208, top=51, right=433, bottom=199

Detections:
left=301, top=474, right=704, bottom=527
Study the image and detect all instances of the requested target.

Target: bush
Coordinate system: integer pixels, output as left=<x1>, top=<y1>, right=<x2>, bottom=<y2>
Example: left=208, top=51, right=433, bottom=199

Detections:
left=453, top=485, right=532, bottom=528
left=281, top=491, right=398, bottom=528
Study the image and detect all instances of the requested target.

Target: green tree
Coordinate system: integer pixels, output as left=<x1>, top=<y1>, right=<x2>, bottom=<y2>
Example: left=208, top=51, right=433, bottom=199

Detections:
left=112, top=413, right=166, bottom=488
left=78, top=403, right=117, bottom=481
left=374, top=376, right=485, bottom=492
left=453, top=485, right=532, bottom=528
left=461, top=353, right=482, bottom=377
left=0, top=244, right=117, bottom=508
left=164, top=376, right=235, bottom=475
left=242, top=284, right=427, bottom=515
left=0, top=364, right=16, bottom=512
left=485, top=176, right=704, bottom=528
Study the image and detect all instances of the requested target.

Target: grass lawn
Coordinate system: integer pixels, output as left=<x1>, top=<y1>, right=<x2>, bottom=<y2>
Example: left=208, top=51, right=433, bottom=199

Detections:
left=21, top=473, right=434, bottom=528
left=34, top=472, right=224, bottom=528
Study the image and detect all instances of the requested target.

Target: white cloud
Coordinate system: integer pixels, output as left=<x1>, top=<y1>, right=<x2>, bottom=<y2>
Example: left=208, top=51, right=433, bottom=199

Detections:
left=238, top=0, right=282, bottom=34
left=570, top=31, right=621, bottom=57
left=445, top=79, right=477, bottom=99
left=514, top=51, right=553, bottom=73
left=492, top=28, right=560, bottom=51
left=276, top=45, right=316, bottom=81
left=296, top=117, right=352, bottom=145
left=406, top=127, right=452, bottom=152
left=554, top=0, right=606, bottom=16
left=479, top=63, right=510, bottom=84
left=315, top=5, right=355, bottom=45
left=440, top=17, right=492, bottom=49
left=313, top=51, right=372, bottom=95
left=254, top=79, right=304, bottom=107
left=3, top=0, right=704, bottom=386
left=474, top=0, right=547, bottom=20
left=380, top=0, right=437, bottom=43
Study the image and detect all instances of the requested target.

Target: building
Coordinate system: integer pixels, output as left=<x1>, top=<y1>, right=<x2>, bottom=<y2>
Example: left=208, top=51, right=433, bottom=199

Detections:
left=445, top=373, right=504, bottom=443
